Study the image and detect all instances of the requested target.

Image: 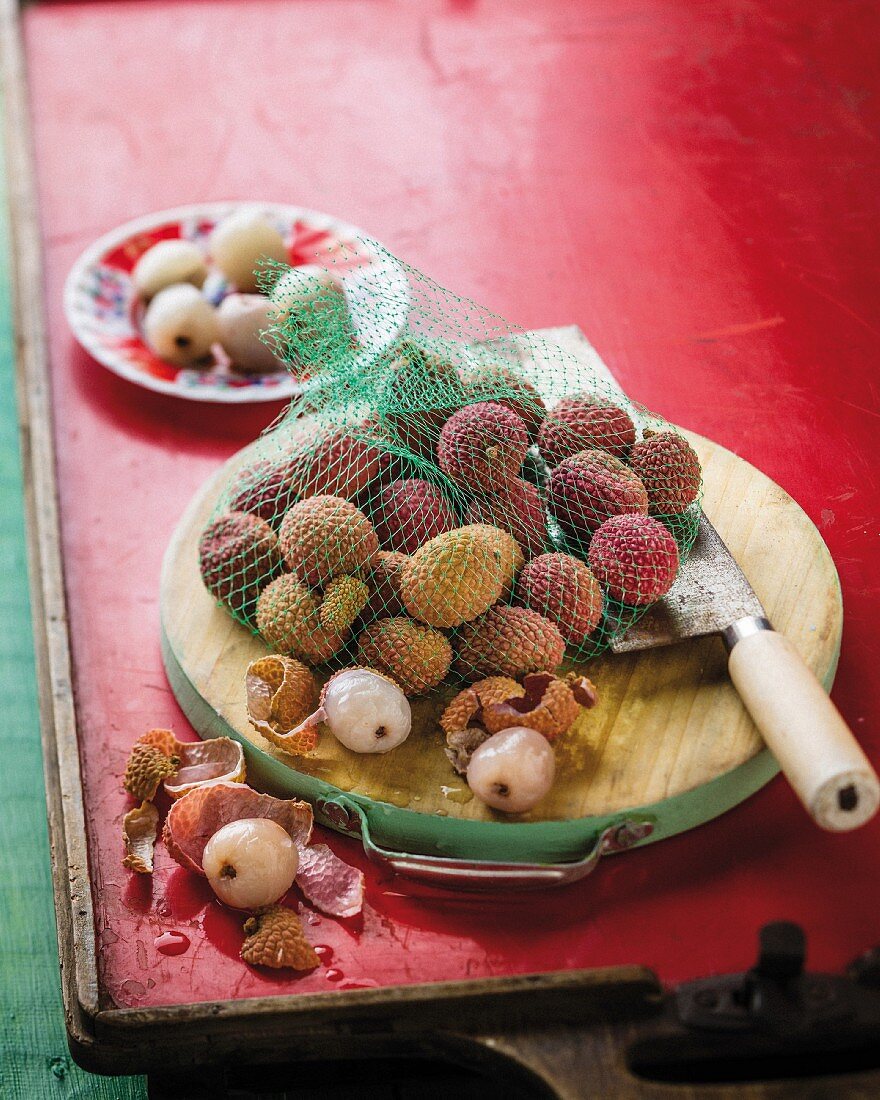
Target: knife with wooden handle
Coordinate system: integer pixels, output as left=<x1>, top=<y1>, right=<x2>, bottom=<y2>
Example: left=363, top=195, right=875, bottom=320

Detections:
left=612, top=512, right=879, bottom=831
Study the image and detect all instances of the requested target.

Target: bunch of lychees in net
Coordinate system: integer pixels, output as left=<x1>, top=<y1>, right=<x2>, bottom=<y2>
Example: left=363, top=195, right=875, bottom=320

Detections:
left=198, top=247, right=702, bottom=810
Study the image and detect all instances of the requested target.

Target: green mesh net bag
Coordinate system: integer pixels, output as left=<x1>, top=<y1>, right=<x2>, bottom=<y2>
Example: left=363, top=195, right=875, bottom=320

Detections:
left=197, top=239, right=702, bottom=697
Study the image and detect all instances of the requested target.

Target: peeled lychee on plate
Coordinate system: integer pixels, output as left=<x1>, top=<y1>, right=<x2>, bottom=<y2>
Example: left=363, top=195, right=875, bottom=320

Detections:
left=547, top=449, right=648, bottom=543
left=438, top=402, right=529, bottom=488
left=279, top=495, right=378, bottom=587
left=400, top=524, right=518, bottom=629
left=210, top=209, right=288, bottom=292
left=515, top=552, right=604, bottom=645
left=587, top=513, right=680, bottom=605
left=370, top=479, right=457, bottom=555
left=199, top=511, right=282, bottom=618
left=269, top=265, right=352, bottom=365
left=133, top=239, right=207, bottom=300
left=357, top=616, right=452, bottom=695
left=143, top=283, right=218, bottom=368
left=465, top=478, right=548, bottom=560
left=628, top=430, right=701, bottom=516
left=538, top=394, right=636, bottom=465
left=455, top=604, right=566, bottom=681
left=216, top=293, right=282, bottom=373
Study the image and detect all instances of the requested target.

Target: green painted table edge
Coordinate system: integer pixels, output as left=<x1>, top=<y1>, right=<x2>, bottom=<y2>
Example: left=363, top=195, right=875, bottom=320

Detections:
left=0, top=86, right=146, bottom=1100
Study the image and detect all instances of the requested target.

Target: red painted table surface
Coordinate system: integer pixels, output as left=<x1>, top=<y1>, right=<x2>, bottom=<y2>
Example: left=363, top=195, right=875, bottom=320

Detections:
left=24, top=0, right=880, bottom=1010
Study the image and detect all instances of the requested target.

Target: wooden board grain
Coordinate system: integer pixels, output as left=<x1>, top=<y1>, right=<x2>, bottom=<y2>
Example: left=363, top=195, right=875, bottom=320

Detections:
left=161, top=328, right=842, bottom=837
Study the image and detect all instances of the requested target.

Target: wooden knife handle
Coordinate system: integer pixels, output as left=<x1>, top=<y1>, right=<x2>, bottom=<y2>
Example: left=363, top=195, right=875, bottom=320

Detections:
left=727, top=625, right=879, bottom=831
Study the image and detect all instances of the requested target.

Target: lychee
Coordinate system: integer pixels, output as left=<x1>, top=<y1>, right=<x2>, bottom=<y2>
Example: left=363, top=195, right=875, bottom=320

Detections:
left=455, top=605, right=566, bottom=681
left=286, top=426, right=384, bottom=503
left=320, top=575, right=370, bottom=632
left=370, top=479, right=457, bottom=555
left=515, top=552, right=604, bottom=645
left=462, top=367, right=546, bottom=441
left=357, top=616, right=452, bottom=695
left=465, top=478, right=548, bottom=559
left=628, top=430, right=701, bottom=516
left=378, top=340, right=466, bottom=461
left=229, top=457, right=299, bottom=528
left=587, top=513, right=680, bottom=605
left=360, top=550, right=408, bottom=621
left=538, top=394, right=636, bottom=465
left=467, top=727, right=556, bottom=813
left=279, top=495, right=378, bottom=587
left=547, top=449, right=648, bottom=544
left=400, top=525, right=512, bottom=629
left=256, top=574, right=348, bottom=664
left=199, top=511, right=282, bottom=619
left=438, top=402, right=529, bottom=488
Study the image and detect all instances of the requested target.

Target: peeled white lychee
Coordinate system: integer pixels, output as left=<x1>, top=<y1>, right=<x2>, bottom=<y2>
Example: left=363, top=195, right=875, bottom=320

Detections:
left=132, top=239, right=207, bottom=300
left=142, top=283, right=218, bottom=367
left=202, top=817, right=299, bottom=910
left=216, top=293, right=282, bottom=373
left=210, top=210, right=288, bottom=292
left=322, top=669, right=411, bottom=754
left=270, top=264, right=346, bottom=320
left=466, top=727, right=556, bottom=813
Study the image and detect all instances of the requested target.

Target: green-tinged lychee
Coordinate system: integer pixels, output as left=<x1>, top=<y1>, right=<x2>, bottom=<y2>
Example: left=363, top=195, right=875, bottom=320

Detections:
left=538, top=394, right=636, bottom=465
left=400, top=525, right=518, bottom=629
left=279, top=495, right=378, bottom=587
left=628, top=430, right=701, bottom=516
left=515, top=552, right=604, bottom=646
left=256, top=574, right=348, bottom=664
left=455, top=605, right=566, bottom=681
left=357, top=616, right=452, bottom=695
left=438, top=402, right=529, bottom=488
left=588, top=513, right=680, bottom=605
left=547, top=449, right=648, bottom=544
left=320, top=576, right=370, bottom=632
left=370, top=479, right=457, bottom=555
left=199, top=511, right=282, bottom=619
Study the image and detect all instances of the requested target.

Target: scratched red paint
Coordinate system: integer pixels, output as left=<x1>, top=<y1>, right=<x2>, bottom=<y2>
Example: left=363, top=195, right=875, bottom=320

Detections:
left=22, top=0, right=880, bottom=1009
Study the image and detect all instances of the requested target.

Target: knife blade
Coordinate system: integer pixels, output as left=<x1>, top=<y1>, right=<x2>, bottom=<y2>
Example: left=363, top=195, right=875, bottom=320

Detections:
left=610, top=510, right=879, bottom=832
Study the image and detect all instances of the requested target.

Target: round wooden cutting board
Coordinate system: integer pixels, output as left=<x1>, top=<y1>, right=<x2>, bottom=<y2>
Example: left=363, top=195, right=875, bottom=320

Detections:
left=161, top=422, right=842, bottom=868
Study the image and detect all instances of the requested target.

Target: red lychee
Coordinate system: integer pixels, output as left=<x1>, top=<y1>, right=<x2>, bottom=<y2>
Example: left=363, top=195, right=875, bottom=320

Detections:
left=378, top=341, right=466, bottom=461
left=370, top=479, right=457, bottom=555
left=547, top=449, right=648, bottom=544
left=587, top=513, right=680, bottom=605
left=286, top=426, right=384, bottom=502
left=464, top=478, right=548, bottom=559
left=438, top=402, right=529, bottom=488
left=199, top=511, right=283, bottom=619
left=461, top=367, right=546, bottom=441
left=229, top=457, right=298, bottom=528
left=515, top=552, right=604, bottom=645
left=360, top=550, right=409, bottom=621
left=455, top=604, right=566, bottom=681
left=538, top=394, right=636, bottom=466
left=628, top=430, right=701, bottom=516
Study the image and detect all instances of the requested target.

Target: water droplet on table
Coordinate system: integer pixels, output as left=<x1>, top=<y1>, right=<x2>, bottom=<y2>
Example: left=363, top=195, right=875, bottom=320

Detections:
left=314, top=944, right=333, bottom=963
left=154, top=930, right=191, bottom=956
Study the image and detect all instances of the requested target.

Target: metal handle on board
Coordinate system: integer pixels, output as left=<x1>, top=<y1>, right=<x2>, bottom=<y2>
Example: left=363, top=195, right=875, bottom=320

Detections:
left=316, top=797, right=654, bottom=890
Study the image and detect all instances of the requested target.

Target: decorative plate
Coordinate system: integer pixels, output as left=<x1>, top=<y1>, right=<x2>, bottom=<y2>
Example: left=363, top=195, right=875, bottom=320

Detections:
left=64, top=202, right=409, bottom=403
